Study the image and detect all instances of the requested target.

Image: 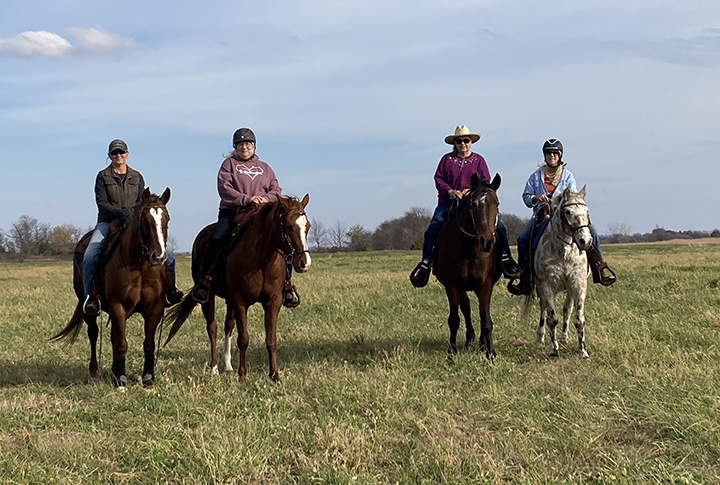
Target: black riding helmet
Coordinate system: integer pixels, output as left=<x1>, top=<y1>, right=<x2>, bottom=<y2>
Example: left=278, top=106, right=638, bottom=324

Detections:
left=542, top=138, right=563, bottom=163
left=233, top=127, right=256, bottom=146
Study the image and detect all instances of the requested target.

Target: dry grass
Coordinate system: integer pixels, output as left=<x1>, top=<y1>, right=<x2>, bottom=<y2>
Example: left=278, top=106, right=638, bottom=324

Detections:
left=0, top=248, right=719, bottom=484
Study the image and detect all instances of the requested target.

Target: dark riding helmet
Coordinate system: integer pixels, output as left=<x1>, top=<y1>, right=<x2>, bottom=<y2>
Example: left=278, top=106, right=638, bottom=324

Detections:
left=233, top=128, right=256, bottom=146
left=542, top=138, right=563, bottom=163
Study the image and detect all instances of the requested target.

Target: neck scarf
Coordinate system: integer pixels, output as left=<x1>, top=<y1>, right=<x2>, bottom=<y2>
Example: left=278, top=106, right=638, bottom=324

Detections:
left=543, top=164, right=563, bottom=192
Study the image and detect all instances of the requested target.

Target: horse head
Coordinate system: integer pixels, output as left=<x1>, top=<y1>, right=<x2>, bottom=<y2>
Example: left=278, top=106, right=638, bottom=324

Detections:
left=279, top=194, right=312, bottom=272
left=136, top=187, right=171, bottom=266
left=557, top=185, right=592, bottom=251
left=468, top=173, right=500, bottom=252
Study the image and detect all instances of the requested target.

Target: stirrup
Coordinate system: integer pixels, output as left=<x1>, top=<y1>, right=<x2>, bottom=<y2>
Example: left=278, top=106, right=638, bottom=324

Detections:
left=593, top=262, right=617, bottom=286
left=165, top=287, right=184, bottom=307
left=191, top=277, right=212, bottom=304
left=410, top=260, right=431, bottom=288
left=282, top=285, right=300, bottom=308
left=83, top=295, right=101, bottom=317
left=501, top=256, right=521, bottom=279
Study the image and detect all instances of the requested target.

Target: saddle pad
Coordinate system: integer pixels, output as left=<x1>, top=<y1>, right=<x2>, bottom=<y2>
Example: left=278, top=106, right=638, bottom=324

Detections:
left=531, top=218, right=551, bottom=251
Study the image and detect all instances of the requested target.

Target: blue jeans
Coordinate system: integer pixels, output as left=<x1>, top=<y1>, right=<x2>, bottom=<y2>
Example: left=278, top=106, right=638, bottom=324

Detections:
left=517, top=217, right=601, bottom=257
left=421, top=203, right=512, bottom=261
left=82, top=222, right=177, bottom=297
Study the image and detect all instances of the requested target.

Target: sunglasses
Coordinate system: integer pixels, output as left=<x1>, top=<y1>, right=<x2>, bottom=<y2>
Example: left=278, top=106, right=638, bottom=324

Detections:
left=110, top=150, right=127, bottom=155
left=455, top=138, right=471, bottom=145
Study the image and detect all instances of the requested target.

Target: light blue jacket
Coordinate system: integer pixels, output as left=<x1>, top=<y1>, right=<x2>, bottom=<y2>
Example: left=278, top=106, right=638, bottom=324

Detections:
left=522, top=165, right=577, bottom=215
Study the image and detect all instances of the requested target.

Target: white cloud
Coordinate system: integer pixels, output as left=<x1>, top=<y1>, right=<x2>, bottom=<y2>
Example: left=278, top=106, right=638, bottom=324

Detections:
left=0, top=28, right=134, bottom=58
left=0, top=31, right=72, bottom=57
left=64, top=27, right=136, bottom=55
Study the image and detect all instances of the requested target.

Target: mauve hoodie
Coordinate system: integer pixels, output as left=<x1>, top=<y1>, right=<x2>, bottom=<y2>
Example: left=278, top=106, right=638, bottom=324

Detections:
left=217, top=154, right=282, bottom=210
left=434, top=151, right=491, bottom=205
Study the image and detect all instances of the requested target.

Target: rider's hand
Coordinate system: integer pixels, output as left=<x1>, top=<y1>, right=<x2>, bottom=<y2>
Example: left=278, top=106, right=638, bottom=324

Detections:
left=532, top=195, right=550, bottom=205
left=448, top=190, right=462, bottom=200
left=120, top=208, right=133, bottom=223
left=251, top=196, right=268, bottom=205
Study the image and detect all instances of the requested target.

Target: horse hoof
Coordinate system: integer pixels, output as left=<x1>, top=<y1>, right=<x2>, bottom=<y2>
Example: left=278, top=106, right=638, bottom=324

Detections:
left=560, top=333, right=569, bottom=344
left=238, top=374, right=247, bottom=385
left=211, top=365, right=219, bottom=376
left=142, top=373, right=154, bottom=387
left=270, top=372, right=279, bottom=382
left=116, top=386, right=127, bottom=393
left=579, top=349, right=589, bottom=359
left=115, top=375, right=128, bottom=389
left=548, top=351, right=559, bottom=359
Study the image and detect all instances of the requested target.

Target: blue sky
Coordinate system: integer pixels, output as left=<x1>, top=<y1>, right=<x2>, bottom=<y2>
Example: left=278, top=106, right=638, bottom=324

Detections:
left=1, top=1, right=719, bottom=250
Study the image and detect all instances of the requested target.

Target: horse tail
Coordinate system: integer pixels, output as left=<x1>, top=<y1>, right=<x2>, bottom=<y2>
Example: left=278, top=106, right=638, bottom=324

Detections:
left=520, top=294, right=534, bottom=320
left=50, top=300, right=85, bottom=343
left=163, top=293, right=197, bottom=346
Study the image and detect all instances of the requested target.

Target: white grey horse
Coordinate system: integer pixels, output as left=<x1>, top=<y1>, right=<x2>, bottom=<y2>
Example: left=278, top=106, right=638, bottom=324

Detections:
left=526, top=186, right=592, bottom=358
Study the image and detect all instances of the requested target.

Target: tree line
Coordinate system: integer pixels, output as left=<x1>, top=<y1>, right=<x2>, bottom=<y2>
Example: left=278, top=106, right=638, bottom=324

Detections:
left=2, top=212, right=718, bottom=261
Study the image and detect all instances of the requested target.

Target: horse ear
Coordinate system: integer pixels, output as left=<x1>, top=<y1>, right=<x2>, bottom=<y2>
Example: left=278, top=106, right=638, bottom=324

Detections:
left=490, top=173, right=501, bottom=190
left=562, top=187, right=570, bottom=199
left=160, top=187, right=171, bottom=204
left=300, top=193, right=310, bottom=209
left=142, top=187, right=151, bottom=200
left=578, top=185, right=586, bottom=199
left=470, top=173, right=480, bottom=190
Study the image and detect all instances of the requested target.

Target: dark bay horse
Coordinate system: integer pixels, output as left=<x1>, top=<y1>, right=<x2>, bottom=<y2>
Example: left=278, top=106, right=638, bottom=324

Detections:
left=52, top=188, right=172, bottom=390
left=165, top=194, right=311, bottom=383
left=433, top=173, right=502, bottom=361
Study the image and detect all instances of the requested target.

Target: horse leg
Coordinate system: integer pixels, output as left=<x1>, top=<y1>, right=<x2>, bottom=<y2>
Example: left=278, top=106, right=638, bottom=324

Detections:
left=223, top=305, right=235, bottom=373
left=234, top=304, right=249, bottom=384
left=262, top=300, right=282, bottom=382
left=459, top=292, right=475, bottom=349
left=536, top=285, right=546, bottom=343
left=574, top=287, right=589, bottom=359
left=202, top=299, right=219, bottom=374
left=475, top=286, right=496, bottom=362
left=86, top=314, right=99, bottom=379
left=142, top=305, right=164, bottom=387
left=540, top=289, right=559, bottom=358
left=109, top=304, right=129, bottom=390
left=445, top=287, right=461, bottom=355
left=561, top=293, right=574, bottom=344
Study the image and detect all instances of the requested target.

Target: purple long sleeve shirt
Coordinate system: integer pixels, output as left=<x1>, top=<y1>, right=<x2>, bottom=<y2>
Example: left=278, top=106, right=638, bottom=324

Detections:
left=434, top=151, right=491, bottom=205
left=217, top=154, right=282, bottom=210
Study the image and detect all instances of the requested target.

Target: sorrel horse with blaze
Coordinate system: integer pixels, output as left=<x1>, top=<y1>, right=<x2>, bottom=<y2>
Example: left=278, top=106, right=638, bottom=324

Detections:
left=433, top=173, right=502, bottom=361
left=52, top=188, right=172, bottom=390
left=164, top=194, right=311, bottom=383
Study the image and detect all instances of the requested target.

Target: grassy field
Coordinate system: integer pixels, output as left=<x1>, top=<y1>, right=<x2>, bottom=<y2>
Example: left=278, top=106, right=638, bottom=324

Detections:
left=1, top=244, right=719, bottom=484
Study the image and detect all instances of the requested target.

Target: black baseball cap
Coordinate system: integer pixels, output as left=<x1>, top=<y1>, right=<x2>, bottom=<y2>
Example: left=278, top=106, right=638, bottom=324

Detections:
left=108, top=139, right=128, bottom=153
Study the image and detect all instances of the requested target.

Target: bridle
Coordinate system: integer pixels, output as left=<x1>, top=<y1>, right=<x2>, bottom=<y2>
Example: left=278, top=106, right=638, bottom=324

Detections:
left=553, top=200, right=591, bottom=246
left=120, top=203, right=168, bottom=271
left=456, top=187, right=497, bottom=251
left=277, top=209, right=311, bottom=264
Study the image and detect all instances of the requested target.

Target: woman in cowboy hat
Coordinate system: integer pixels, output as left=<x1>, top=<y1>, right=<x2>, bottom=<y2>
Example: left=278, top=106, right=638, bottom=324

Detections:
left=410, top=125, right=520, bottom=288
left=507, top=138, right=616, bottom=295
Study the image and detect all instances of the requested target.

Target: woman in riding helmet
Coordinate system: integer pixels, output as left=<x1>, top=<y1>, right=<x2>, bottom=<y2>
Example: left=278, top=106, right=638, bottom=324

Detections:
left=410, top=125, right=521, bottom=288
left=191, top=127, right=282, bottom=304
left=82, top=139, right=182, bottom=316
left=508, top=138, right=616, bottom=295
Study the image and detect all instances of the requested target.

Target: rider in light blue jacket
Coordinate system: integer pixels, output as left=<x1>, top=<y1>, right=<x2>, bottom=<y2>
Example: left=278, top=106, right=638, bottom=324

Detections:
left=508, top=139, right=616, bottom=295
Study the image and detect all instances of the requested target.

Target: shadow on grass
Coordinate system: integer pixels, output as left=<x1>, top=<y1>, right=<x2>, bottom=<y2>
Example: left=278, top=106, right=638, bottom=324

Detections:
left=0, top=360, right=91, bottom=387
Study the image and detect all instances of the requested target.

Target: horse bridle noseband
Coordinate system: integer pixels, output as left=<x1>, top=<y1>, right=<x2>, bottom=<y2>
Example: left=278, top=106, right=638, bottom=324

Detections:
left=456, top=187, right=497, bottom=251
left=554, top=201, right=591, bottom=246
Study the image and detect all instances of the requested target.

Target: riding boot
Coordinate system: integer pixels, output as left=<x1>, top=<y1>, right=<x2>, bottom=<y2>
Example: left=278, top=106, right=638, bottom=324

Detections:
left=83, top=271, right=102, bottom=316
left=500, top=250, right=521, bottom=279
left=191, top=275, right=213, bottom=304
left=164, top=262, right=184, bottom=307
left=587, top=246, right=616, bottom=286
left=507, top=251, right=531, bottom=296
left=410, top=259, right=431, bottom=288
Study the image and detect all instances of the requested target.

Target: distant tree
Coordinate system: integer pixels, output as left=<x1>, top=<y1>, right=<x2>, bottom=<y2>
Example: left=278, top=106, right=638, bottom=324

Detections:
left=49, top=224, right=85, bottom=255
left=329, top=220, right=349, bottom=250
left=10, top=215, right=51, bottom=260
left=346, top=224, right=372, bottom=251
left=309, top=218, right=328, bottom=252
left=0, top=228, right=7, bottom=253
left=167, top=235, right=178, bottom=253
left=499, top=213, right=529, bottom=247
left=372, top=207, right=430, bottom=250
left=607, top=222, right=631, bottom=238
left=712, top=229, right=720, bottom=238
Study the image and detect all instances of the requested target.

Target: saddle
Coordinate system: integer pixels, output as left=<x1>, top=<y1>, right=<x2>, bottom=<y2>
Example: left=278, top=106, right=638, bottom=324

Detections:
left=528, top=203, right=552, bottom=280
left=76, top=219, right=127, bottom=306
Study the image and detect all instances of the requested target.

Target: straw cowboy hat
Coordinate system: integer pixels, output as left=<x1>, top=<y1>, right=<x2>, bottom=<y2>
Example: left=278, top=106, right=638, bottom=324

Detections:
left=444, top=125, right=481, bottom=145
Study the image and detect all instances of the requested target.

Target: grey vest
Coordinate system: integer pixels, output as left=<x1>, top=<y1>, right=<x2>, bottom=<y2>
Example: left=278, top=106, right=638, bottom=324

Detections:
left=99, top=165, right=142, bottom=210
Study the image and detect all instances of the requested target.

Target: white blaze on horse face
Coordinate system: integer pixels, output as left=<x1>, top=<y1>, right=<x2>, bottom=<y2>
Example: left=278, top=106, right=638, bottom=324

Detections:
left=296, top=214, right=312, bottom=269
left=149, top=208, right=167, bottom=259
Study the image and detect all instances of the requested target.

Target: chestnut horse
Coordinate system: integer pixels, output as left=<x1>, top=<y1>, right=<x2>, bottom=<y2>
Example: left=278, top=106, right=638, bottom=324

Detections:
left=164, top=194, right=311, bottom=383
left=52, top=188, right=172, bottom=390
left=433, top=173, right=502, bottom=361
